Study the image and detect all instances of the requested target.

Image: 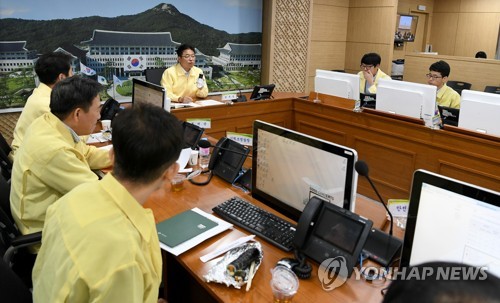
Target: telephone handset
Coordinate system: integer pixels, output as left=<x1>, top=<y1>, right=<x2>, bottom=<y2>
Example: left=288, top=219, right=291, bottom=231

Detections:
left=293, top=197, right=373, bottom=278
left=100, top=98, right=121, bottom=121
left=208, top=137, right=249, bottom=184
left=208, top=137, right=227, bottom=171
left=293, top=197, right=323, bottom=250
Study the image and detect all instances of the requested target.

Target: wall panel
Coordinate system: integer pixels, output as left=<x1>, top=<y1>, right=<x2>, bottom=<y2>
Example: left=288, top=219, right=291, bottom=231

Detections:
left=430, top=0, right=500, bottom=56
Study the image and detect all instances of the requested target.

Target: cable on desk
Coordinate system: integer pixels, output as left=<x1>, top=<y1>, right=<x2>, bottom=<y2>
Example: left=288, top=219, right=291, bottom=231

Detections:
left=358, top=253, right=388, bottom=283
left=189, top=171, right=213, bottom=186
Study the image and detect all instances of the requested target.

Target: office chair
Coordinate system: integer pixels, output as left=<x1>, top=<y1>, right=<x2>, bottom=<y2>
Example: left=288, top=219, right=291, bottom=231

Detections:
left=0, top=259, right=33, bottom=303
left=0, top=174, right=41, bottom=288
left=145, top=67, right=167, bottom=86
left=447, top=81, right=472, bottom=95
left=0, top=132, right=11, bottom=156
left=0, top=133, right=12, bottom=180
left=484, top=86, right=500, bottom=94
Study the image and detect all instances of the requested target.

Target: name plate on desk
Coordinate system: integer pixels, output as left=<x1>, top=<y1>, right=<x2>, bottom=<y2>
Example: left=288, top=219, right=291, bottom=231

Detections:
left=226, top=132, right=253, bottom=146
left=187, top=118, right=211, bottom=129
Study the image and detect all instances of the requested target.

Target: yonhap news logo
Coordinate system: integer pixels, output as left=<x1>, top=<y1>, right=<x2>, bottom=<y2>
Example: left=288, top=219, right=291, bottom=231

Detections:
left=318, top=257, right=349, bottom=291
left=318, top=259, right=491, bottom=291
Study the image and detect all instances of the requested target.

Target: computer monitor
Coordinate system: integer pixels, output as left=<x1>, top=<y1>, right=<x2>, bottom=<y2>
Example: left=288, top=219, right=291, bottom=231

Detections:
left=458, top=90, right=500, bottom=136
left=250, top=84, right=275, bottom=100
left=376, top=78, right=437, bottom=126
left=251, top=120, right=358, bottom=222
left=314, top=69, right=360, bottom=101
left=401, top=170, right=500, bottom=276
left=132, top=78, right=168, bottom=110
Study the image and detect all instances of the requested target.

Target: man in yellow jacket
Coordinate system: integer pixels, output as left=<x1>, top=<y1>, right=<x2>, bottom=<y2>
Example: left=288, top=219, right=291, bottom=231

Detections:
left=9, top=52, right=73, bottom=160
left=160, top=44, right=209, bottom=103
left=426, top=60, right=461, bottom=109
left=357, top=52, right=391, bottom=95
left=10, top=76, right=111, bottom=237
left=33, top=104, right=183, bottom=303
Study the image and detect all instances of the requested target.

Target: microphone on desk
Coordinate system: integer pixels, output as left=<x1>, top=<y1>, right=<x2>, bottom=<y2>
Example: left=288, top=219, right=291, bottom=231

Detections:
left=355, top=160, right=394, bottom=235
left=355, top=160, right=402, bottom=267
left=197, top=73, right=205, bottom=89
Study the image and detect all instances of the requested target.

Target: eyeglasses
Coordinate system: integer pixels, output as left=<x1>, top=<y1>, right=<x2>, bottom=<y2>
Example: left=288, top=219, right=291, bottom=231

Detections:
left=426, top=73, right=443, bottom=80
left=360, top=64, right=374, bottom=70
left=181, top=54, right=196, bottom=59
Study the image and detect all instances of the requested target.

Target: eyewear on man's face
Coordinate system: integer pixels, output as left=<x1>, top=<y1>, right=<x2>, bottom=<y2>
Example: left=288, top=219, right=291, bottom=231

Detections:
left=426, top=73, right=443, bottom=80
left=360, top=64, right=374, bottom=70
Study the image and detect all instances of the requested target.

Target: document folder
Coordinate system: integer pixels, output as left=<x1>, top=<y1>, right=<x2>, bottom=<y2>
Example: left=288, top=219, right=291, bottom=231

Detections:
left=157, top=209, right=219, bottom=248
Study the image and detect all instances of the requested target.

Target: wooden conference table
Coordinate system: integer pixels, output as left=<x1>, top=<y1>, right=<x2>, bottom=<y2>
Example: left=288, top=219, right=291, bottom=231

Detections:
left=130, top=90, right=498, bottom=302
left=144, top=171, right=392, bottom=303
left=172, top=92, right=500, bottom=203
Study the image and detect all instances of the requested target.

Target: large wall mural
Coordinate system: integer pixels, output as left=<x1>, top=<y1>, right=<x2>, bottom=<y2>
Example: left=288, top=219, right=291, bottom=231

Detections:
left=0, top=0, right=263, bottom=111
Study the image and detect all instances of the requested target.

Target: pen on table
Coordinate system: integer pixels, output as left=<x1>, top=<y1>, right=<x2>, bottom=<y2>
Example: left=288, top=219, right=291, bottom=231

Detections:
left=246, top=261, right=256, bottom=292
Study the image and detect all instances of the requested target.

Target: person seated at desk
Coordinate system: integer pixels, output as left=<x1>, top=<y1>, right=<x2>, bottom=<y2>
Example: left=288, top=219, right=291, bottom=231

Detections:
left=426, top=60, right=461, bottom=109
left=32, top=104, right=183, bottom=303
left=10, top=76, right=111, bottom=239
left=382, top=261, right=500, bottom=303
left=357, top=52, right=391, bottom=95
left=9, top=51, right=73, bottom=161
left=160, top=44, right=209, bottom=103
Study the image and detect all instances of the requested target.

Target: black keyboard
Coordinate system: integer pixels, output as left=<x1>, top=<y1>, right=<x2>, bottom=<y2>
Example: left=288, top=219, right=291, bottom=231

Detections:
left=212, top=196, right=296, bottom=251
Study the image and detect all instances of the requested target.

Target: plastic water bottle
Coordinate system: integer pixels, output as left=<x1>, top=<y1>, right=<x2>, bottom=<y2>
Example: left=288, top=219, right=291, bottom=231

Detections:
left=199, top=138, right=211, bottom=171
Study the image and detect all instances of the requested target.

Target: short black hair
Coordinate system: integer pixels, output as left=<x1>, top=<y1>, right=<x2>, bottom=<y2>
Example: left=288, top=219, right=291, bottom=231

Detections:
left=383, top=262, right=500, bottom=303
left=50, top=76, right=102, bottom=120
left=429, top=60, right=451, bottom=77
left=35, top=52, right=73, bottom=85
left=475, top=51, right=487, bottom=59
left=111, top=104, right=183, bottom=184
left=361, top=53, right=382, bottom=66
left=176, top=44, right=196, bottom=57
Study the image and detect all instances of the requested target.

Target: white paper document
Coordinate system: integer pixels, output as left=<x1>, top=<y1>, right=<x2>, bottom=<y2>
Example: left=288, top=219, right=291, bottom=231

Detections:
left=176, top=148, right=193, bottom=173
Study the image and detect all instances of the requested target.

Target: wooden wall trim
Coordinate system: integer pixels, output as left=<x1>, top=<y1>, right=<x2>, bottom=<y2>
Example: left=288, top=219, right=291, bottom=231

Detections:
left=403, top=53, right=500, bottom=91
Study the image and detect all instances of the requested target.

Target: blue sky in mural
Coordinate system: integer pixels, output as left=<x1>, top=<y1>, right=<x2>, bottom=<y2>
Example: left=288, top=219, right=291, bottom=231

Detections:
left=0, top=0, right=262, bottom=34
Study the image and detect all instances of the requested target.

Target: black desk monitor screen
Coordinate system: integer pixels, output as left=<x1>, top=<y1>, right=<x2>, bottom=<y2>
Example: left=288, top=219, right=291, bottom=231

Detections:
left=401, top=170, right=500, bottom=276
left=438, top=106, right=460, bottom=126
left=315, top=207, right=365, bottom=254
left=250, top=84, right=275, bottom=100
left=182, top=122, right=204, bottom=149
left=251, top=120, right=358, bottom=222
left=132, top=78, right=165, bottom=109
left=360, top=93, right=376, bottom=109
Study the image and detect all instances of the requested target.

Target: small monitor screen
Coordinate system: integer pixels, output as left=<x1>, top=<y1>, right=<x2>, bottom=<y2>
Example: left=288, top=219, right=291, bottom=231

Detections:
left=401, top=170, right=500, bottom=276
left=252, top=120, right=358, bottom=221
left=182, top=122, right=204, bottom=149
left=398, top=15, right=413, bottom=30
left=438, top=106, right=460, bottom=126
left=314, top=207, right=365, bottom=254
left=250, top=84, right=275, bottom=100
left=132, top=78, right=165, bottom=108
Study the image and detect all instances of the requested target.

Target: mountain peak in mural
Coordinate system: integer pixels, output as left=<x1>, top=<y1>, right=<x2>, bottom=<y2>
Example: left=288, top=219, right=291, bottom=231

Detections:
left=0, top=3, right=261, bottom=56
